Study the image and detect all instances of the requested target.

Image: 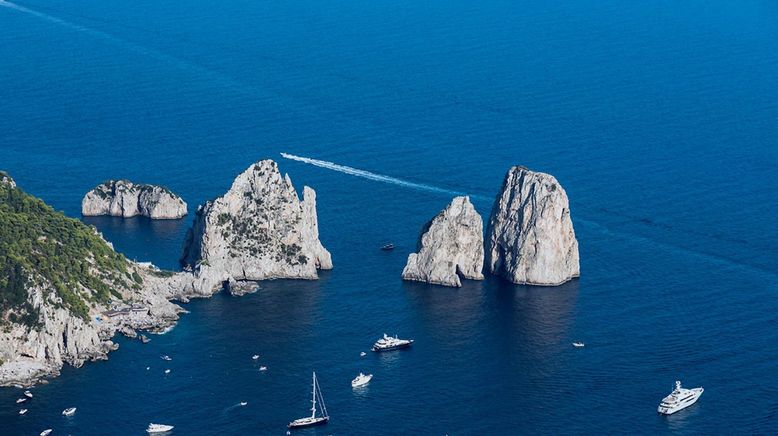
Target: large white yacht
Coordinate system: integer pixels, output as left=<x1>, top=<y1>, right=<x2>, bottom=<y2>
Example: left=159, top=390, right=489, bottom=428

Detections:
left=288, top=372, right=329, bottom=429
left=657, top=381, right=703, bottom=415
left=146, top=423, right=174, bottom=433
left=371, top=334, right=413, bottom=352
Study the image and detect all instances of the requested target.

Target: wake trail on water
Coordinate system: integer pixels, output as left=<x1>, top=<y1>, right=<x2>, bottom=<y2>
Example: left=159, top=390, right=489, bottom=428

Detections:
left=280, top=153, right=488, bottom=200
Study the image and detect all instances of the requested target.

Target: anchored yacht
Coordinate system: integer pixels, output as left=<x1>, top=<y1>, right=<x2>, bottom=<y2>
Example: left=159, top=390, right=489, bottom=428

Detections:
left=288, top=372, right=329, bottom=429
left=351, top=373, right=373, bottom=388
left=146, top=423, right=174, bottom=433
left=371, top=334, right=413, bottom=352
left=62, top=407, right=77, bottom=416
left=658, top=381, right=703, bottom=415
left=24, top=390, right=33, bottom=398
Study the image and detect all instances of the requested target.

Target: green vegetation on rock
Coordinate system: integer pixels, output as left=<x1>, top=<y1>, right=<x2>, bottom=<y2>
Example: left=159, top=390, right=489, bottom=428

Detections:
left=0, top=181, right=128, bottom=325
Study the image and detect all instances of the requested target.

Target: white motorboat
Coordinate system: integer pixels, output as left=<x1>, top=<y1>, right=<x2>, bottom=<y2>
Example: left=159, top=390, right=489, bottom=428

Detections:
left=371, top=333, right=413, bottom=352
left=19, top=409, right=27, bottom=415
left=351, top=373, right=372, bottom=388
left=146, top=423, right=174, bottom=433
left=24, top=390, right=33, bottom=398
left=40, top=430, right=52, bottom=436
left=658, top=381, right=704, bottom=415
left=16, top=397, right=27, bottom=404
left=360, top=352, right=366, bottom=357
left=288, top=372, right=329, bottom=429
left=62, top=407, right=77, bottom=417
left=160, top=355, right=172, bottom=361
left=164, top=369, right=171, bottom=374
left=239, top=401, right=248, bottom=406
left=259, top=366, right=267, bottom=371
left=252, top=354, right=260, bottom=360
left=572, top=342, right=585, bottom=348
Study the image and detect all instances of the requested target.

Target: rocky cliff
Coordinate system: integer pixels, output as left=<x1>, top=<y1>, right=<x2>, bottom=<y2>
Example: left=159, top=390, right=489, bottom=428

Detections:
left=180, top=160, right=332, bottom=294
left=485, top=166, right=579, bottom=286
left=402, top=196, right=484, bottom=287
left=0, top=177, right=185, bottom=386
left=82, top=180, right=187, bottom=219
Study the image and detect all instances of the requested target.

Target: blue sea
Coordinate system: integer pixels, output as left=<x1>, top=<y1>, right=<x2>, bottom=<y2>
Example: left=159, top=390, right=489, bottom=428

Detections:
left=1, top=0, right=777, bottom=434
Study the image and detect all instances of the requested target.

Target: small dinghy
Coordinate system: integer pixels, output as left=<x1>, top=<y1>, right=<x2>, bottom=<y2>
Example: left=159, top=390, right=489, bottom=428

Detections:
left=351, top=373, right=373, bottom=388
left=40, top=430, right=52, bottom=436
left=164, top=369, right=171, bottom=374
left=146, top=423, right=174, bottom=433
left=360, top=351, right=366, bottom=357
left=572, top=342, right=585, bottom=348
left=259, top=366, right=268, bottom=371
left=252, top=354, right=260, bottom=360
left=19, top=409, right=27, bottom=415
left=62, top=407, right=77, bottom=417
left=140, top=335, right=151, bottom=343
left=24, top=390, right=33, bottom=398
left=160, top=355, right=172, bottom=361
left=288, top=372, right=329, bottom=429
left=16, top=397, right=27, bottom=404
left=380, top=243, right=395, bottom=251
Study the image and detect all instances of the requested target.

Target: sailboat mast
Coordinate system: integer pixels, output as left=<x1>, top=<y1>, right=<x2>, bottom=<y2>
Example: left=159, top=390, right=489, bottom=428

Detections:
left=310, top=372, right=317, bottom=418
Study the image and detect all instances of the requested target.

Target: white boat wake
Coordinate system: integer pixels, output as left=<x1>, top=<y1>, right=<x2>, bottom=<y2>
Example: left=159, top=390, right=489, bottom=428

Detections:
left=280, top=153, right=486, bottom=200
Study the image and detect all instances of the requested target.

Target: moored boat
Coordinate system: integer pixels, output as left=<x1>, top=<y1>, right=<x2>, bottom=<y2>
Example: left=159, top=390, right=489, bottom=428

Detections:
left=351, top=373, right=373, bottom=388
left=380, top=243, right=395, bottom=251
left=372, top=333, right=413, bottom=352
left=24, top=390, right=33, bottom=398
left=16, top=397, right=27, bottom=404
left=62, top=407, right=77, bottom=417
left=19, top=409, right=27, bottom=415
left=146, top=423, right=174, bottom=433
left=40, top=430, right=52, bottom=436
left=288, top=372, right=329, bottom=429
left=572, top=342, right=585, bottom=348
left=657, top=381, right=704, bottom=415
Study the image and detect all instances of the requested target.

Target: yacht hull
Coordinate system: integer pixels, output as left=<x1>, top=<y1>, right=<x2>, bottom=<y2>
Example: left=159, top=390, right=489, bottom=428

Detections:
left=658, top=388, right=703, bottom=415
left=372, top=341, right=413, bottom=352
left=288, top=416, right=329, bottom=429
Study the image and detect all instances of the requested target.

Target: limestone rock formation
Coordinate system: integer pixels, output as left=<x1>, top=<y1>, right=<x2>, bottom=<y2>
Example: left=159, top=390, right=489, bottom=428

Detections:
left=81, top=180, right=187, bottom=219
left=402, top=196, right=484, bottom=287
left=485, top=166, right=579, bottom=286
left=180, top=160, right=332, bottom=294
left=0, top=171, right=15, bottom=188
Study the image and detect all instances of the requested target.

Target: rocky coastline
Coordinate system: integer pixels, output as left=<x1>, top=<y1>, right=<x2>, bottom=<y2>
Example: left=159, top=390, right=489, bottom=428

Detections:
left=81, top=179, right=187, bottom=219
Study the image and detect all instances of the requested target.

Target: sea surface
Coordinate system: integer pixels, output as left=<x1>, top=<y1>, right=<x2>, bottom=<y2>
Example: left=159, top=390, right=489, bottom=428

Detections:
left=1, top=0, right=777, bottom=434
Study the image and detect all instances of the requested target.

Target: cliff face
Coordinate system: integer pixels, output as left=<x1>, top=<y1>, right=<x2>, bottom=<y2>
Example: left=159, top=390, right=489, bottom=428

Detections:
left=485, top=166, right=579, bottom=286
left=180, top=160, right=332, bottom=294
left=0, top=178, right=184, bottom=386
left=82, top=180, right=187, bottom=219
left=402, top=196, right=484, bottom=287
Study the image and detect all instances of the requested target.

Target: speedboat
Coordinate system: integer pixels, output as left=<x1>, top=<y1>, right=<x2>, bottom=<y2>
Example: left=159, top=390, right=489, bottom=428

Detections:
left=372, top=334, right=413, bottom=352
left=240, top=401, right=248, bottom=406
left=658, top=381, right=704, bottom=415
left=160, top=355, right=172, bottom=361
left=16, top=397, right=27, bottom=404
left=288, top=372, right=329, bottom=429
left=147, top=423, right=174, bottom=433
left=19, top=409, right=27, bottom=415
left=252, top=354, right=260, bottom=360
left=259, top=366, right=268, bottom=371
left=24, top=390, right=33, bottom=398
left=40, top=430, right=52, bottom=436
left=62, top=407, right=77, bottom=417
left=164, top=369, right=171, bottom=374
left=572, top=342, right=585, bottom=348
left=351, top=373, right=372, bottom=388
left=360, top=352, right=366, bottom=357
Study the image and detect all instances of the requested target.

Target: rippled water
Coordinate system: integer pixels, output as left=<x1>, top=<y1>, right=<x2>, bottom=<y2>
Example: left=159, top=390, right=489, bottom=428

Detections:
left=1, top=0, right=777, bottom=434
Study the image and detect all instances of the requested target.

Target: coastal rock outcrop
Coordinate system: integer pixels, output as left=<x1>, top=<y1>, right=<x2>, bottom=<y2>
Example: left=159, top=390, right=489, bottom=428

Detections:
left=402, top=196, right=484, bottom=287
left=81, top=180, right=187, bottom=219
left=485, top=166, right=579, bottom=286
left=180, top=160, right=332, bottom=294
left=0, top=176, right=185, bottom=387
left=0, top=171, right=15, bottom=188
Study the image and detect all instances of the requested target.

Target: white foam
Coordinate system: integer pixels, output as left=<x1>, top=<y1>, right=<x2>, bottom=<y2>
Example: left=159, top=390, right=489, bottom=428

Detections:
left=280, top=152, right=485, bottom=200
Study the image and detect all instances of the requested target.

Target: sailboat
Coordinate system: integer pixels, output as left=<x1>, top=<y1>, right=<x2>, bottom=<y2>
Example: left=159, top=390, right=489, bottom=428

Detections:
left=288, top=372, right=329, bottom=429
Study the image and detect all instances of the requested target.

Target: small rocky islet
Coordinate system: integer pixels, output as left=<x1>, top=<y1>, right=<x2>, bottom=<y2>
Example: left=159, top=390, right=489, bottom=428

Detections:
left=0, top=160, right=578, bottom=387
left=81, top=179, right=187, bottom=220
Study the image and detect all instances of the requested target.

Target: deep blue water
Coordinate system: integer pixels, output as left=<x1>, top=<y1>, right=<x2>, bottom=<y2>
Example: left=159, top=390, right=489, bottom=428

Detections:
left=1, top=0, right=777, bottom=434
